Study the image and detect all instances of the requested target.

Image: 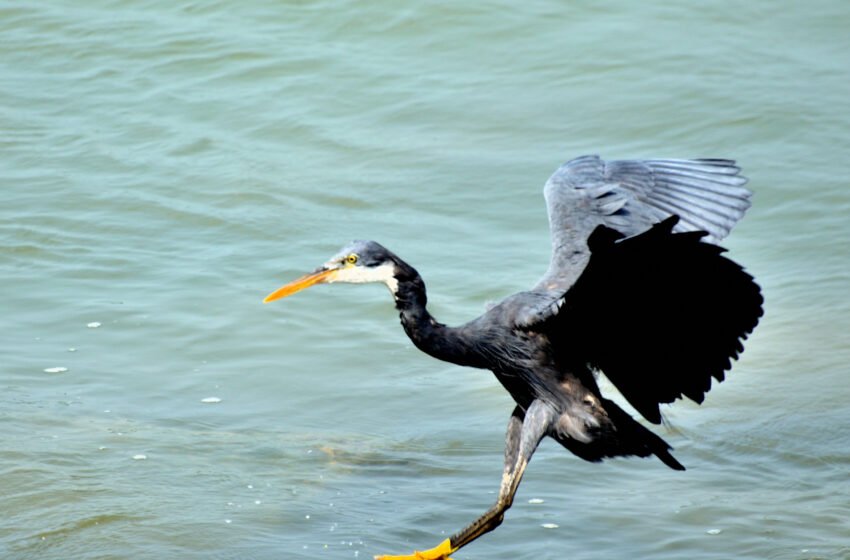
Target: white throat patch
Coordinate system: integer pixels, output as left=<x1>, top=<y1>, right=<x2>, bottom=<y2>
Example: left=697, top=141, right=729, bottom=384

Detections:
left=329, top=263, right=399, bottom=296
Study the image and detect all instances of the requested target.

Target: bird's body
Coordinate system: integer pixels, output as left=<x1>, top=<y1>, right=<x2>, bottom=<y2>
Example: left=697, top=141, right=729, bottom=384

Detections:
left=264, top=155, right=763, bottom=559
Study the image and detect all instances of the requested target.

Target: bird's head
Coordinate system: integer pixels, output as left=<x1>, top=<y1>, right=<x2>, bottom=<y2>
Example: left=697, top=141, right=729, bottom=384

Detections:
left=263, top=240, right=400, bottom=303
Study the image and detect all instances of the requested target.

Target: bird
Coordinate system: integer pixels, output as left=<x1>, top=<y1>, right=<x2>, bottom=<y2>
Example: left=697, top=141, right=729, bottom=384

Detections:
left=263, top=155, right=763, bottom=560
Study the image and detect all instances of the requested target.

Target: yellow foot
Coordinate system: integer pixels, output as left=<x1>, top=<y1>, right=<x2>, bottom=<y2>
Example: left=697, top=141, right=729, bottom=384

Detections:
left=374, top=538, right=455, bottom=560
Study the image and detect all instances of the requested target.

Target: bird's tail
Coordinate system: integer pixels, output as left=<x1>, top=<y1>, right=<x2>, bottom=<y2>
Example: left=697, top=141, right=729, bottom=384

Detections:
left=553, top=398, right=685, bottom=471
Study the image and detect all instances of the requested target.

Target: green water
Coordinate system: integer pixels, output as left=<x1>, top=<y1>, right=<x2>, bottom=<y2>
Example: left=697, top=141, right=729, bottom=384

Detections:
left=2, top=2, right=848, bottom=559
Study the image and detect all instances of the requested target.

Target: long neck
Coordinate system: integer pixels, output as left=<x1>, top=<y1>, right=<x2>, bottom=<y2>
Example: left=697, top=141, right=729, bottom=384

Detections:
left=390, top=259, right=483, bottom=369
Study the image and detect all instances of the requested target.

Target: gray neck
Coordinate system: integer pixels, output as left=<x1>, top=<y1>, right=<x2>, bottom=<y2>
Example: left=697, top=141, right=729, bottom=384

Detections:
left=390, top=261, right=484, bottom=369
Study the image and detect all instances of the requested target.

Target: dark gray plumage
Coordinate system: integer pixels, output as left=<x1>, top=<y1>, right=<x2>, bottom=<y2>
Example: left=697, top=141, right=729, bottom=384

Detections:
left=264, top=154, right=763, bottom=560
left=537, top=155, right=751, bottom=293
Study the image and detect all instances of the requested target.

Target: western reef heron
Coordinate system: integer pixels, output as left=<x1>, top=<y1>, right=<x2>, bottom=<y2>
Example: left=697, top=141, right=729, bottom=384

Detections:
left=264, top=155, right=763, bottom=559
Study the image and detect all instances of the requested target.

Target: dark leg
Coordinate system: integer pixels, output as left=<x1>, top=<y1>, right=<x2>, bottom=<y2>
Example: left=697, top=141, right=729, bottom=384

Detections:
left=375, top=400, right=554, bottom=560
left=447, top=400, right=552, bottom=551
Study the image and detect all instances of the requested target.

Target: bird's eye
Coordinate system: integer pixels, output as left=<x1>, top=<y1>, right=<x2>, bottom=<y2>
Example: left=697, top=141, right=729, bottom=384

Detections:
left=345, top=253, right=358, bottom=265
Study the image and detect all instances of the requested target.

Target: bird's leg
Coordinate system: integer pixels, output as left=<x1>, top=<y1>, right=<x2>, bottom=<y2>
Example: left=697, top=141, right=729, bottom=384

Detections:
left=374, top=401, right=553, bottom=560
left=447, top=401, right=552, bottom=552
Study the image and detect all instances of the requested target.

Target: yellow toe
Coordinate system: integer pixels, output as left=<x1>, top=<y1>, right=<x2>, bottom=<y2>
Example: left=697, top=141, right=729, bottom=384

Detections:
left=375, top=538, right=455, bottom=560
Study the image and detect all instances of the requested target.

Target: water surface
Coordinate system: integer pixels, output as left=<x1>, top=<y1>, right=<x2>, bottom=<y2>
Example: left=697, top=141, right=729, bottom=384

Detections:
left=1, top=2, right=849, bottom=559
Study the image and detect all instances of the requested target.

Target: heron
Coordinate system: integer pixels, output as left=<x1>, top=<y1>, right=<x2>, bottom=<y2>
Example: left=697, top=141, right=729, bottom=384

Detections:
left=264, top=155, right=763, bottom=560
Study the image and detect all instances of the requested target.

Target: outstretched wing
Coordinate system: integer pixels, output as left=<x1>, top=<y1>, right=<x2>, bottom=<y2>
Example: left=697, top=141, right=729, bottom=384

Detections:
left=535, top=155, right=751, bottom=293
left=536, top=216, right=763, bottom=424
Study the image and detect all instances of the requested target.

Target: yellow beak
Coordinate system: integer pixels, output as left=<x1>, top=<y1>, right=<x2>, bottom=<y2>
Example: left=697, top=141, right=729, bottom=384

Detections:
left=263, top=268, right=337, bottom=303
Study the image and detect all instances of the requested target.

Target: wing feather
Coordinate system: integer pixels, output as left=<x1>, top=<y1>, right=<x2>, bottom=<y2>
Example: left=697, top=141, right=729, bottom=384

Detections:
left=535, top=155, right=751, bottom=294
left=537, top=216, right=763, bottom=424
